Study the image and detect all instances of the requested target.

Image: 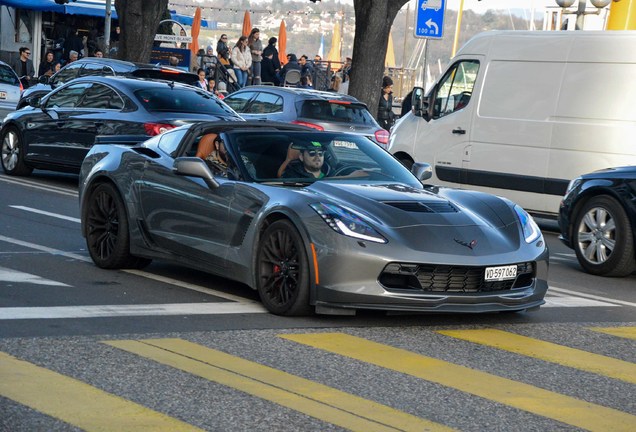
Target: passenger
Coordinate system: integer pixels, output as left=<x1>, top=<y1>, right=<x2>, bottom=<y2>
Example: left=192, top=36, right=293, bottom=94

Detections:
left=282, top=141, right=331, bottom=179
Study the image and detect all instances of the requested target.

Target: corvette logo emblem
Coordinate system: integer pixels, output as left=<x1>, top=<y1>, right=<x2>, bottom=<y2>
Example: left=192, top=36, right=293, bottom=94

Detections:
left=454, top=238, right=477, bottom=250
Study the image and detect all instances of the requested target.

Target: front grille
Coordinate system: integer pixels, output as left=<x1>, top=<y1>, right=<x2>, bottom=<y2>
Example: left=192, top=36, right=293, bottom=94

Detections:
left=379, top=262, right=535, bottom=293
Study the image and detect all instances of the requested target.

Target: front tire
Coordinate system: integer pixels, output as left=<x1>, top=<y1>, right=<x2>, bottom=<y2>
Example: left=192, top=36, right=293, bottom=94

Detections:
left=256, top=220, right=311, bottom=316
left=1, top=126, right=33, bottom=176
left=573, top=195, right=635, bottom=277
left=85, top=183, right=147, bottom=269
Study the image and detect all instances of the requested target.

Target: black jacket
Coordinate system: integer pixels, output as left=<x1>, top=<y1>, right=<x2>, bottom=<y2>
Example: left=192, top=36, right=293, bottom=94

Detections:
left=377, top=91, right=395, bottom=130
left=261, top=56, right=280, bottom=86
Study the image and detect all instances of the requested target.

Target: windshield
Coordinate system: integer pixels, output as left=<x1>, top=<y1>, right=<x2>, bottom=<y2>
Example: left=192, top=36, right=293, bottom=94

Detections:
left=134, top=87, right=237, bottom=116
left=228, top=131, right=422, bottom=187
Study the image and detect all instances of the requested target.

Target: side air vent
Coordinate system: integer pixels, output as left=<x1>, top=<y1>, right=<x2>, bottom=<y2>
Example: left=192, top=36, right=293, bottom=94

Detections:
left=383, top=201, right=458, bottom=213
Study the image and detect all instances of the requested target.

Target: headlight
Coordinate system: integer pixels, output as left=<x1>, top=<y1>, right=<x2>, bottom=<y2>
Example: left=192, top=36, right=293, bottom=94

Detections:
left=514, top=205, right=541, bottom=243
left=310, top=203, right=387, bottom=244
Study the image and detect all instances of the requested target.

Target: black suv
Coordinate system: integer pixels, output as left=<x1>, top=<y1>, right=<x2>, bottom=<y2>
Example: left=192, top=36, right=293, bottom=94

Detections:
left=17, top=57, right=198, bottom=109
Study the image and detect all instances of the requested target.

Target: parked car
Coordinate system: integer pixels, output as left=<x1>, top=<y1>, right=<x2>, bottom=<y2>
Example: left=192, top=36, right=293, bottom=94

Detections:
left=558, top=166, right=636, bottom=277
left=0, top=60, right=22, bottom=117
left=16, top=57, right=199, bottom=109
left=223, top=86, right=390, bottom=149
left=78, top=121, right=548, bottom=316
left=1, top=76, right=242, bottom=176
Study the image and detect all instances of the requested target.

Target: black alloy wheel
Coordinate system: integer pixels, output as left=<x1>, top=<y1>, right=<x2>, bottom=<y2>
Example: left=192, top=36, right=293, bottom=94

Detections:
left=1, top=126, right=33, bottom=176
left=573, top=195, right=635, bottom=277
left=256, top=220, right=311, bottom=316
left=86, top=182, right=150, bottom=269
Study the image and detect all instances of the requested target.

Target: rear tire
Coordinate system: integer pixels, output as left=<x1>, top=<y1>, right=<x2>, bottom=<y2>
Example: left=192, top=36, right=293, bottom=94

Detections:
left=573, top=195, right=635, bottom=277
left=1, top=126, right=33, bottom=176
left=256, top=220, right=312, bottom=316
left=85, top=183, right=149, bottom=269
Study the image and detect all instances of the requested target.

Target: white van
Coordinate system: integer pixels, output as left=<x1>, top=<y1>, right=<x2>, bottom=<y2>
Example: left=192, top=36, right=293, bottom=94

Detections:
left=389, top=30, right=636, bottom=217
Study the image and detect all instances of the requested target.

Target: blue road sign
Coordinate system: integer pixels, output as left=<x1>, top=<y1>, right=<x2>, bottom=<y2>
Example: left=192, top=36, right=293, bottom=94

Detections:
left=415, top=0, right=446, bottom=39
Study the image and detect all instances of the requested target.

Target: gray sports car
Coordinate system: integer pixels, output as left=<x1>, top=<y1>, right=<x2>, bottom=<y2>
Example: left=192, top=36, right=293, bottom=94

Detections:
left=79, top=121, right=549, bottom=316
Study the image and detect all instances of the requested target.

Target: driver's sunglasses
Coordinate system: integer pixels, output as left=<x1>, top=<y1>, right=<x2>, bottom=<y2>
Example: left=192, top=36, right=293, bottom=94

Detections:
left=306, top=150, right=324, bottom=157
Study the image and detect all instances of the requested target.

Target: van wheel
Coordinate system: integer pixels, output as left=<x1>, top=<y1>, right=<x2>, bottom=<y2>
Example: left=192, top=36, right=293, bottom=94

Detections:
left=573, top=196, right=635, bottom=277
left=1, top=126, right=33, bottom=176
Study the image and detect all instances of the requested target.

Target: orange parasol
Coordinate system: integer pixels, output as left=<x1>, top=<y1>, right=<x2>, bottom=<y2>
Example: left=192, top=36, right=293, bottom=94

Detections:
left=242, top=10, right=252, bottom=37
left=278, top=20, right=287, bottom=66
left=190, top=7, right=201, bottom=59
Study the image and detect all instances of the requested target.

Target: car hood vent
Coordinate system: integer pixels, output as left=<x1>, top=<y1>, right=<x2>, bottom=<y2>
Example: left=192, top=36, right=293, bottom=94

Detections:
left=382, top=201, right=458, bottom=213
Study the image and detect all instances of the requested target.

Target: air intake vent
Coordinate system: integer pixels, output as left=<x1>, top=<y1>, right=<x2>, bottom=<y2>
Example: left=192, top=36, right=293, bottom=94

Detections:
left=383, top=201, right=458, bottom=213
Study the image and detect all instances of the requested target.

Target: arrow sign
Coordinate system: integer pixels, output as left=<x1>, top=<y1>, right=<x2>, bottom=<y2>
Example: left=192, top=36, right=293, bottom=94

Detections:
left=415, top=0, right=446, bottom=39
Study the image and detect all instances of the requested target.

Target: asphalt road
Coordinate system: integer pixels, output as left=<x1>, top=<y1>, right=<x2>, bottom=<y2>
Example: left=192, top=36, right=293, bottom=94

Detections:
left=0, top=170, right=634, bottom=432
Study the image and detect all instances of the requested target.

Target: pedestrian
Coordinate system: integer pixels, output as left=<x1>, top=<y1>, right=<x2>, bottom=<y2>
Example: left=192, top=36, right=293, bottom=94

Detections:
left=11, top=47, right=35, bottom=88
left=38, top=51, right=56, bottom=78
left=196, top=68, right=208, bottom=90
left=262, top=37, right=281, bottom=76
left=298, top=75, right=313, bottom=89
left=280, top=53, right=301, bottom=85
left=261, top=51, right=280, bottom=86
left=231, top=35, right=251, bottom=88
left=68, top=50, right=79, bottom=63
left=216, top=34, right=231, bottom=68
left=377, top=76, right=396, bottom=131
left=63, top=27, right=84, bottom=61
left=327, top=74, right=342, bottom=93
left=168, top=56, right=179, bottom=67
left=248, top=28, right=263, bottom=85
left=299, top=55, right=314, bottom=78
left=94, top=49, right=104, bottom=58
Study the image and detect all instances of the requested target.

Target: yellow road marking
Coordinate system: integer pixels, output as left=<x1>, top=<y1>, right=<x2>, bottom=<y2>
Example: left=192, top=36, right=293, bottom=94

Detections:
left=437, top=329, right=636, bottom=384
left=281, top=332, right=636, bottom=432
left=588, top=326, right=636, bottom=340
left=105, top=338, right=452, bottom=432
left=0, top=351, right=202, bottom=432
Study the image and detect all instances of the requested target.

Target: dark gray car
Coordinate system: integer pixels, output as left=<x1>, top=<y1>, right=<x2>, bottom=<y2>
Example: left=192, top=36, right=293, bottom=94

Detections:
left=223, top=86, right=390, bottom=149
left=79, top=121, right=549, bottom=316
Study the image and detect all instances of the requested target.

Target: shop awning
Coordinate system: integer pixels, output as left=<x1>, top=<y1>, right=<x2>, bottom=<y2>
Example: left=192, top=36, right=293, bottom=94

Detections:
left=0, top=0, right=64, bottom=12
left=170, top=11, right=217, bottom=29
left=0, top=0, right=118, bottom=18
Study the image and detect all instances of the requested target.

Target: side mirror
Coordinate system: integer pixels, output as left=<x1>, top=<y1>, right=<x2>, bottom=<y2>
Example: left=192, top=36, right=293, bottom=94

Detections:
left=38, top=75, right=49, bottom=84
left=173, top=157, right=219, bottom=189
left=411, top=162, right=432, bottom=181
left=28, top=97, right=41, bottom=108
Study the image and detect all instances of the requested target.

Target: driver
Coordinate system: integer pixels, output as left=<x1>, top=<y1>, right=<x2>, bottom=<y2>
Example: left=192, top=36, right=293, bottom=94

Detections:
left=282, top=141, right=332, bottom=179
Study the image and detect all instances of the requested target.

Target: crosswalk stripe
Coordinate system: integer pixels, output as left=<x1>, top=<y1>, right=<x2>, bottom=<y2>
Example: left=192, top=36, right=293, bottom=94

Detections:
left=105, top=338, right=452, bottom=432
left=0, top=351, right=202, bottom=432
left=588, top=326, right=636, bottom=340
left=436, top=329, right=636, bottom=384
left=0, top=266, right=70, bottom=287
left=281, top=333, right=636, bottom=432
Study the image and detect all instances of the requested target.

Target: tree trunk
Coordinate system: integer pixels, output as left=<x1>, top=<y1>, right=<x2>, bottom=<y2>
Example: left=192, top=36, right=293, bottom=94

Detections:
left=349, top=0, right=408, bottom=120
left=115, top=0, right=169, bottom=63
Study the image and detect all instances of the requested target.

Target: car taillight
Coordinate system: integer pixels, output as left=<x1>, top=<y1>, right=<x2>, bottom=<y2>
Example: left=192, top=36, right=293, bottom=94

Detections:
left=144, top=123, right=175, bottom=136
left=291, top=120, right=324, bottom=131
left=374, top=129, right=389, bottom=147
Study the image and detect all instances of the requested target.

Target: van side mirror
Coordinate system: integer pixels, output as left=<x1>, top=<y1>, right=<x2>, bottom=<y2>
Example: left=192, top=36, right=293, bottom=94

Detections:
left=411, top=87, right=431, bottom=121
left=411, top=162, right=432, bottom=181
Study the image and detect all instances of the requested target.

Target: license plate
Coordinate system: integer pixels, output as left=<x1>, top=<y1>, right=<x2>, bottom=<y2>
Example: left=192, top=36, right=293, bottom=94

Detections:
left=485, top=265, right=517, bottom=281
left=0, top=91, right=6, bottom=100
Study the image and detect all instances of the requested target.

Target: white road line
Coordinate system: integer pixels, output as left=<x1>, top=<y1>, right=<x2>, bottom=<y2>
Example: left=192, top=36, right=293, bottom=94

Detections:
left=0, top=176, right=77, bottom=197
left=0, top=267, right=70, bottom=287
left=0, top=302, right=267, bottom=320
left=550, top=286, right=636, bottom=308
left=9, top=206, right=81, bottom=223
left=0, top=234, right=258, bottom=304
left=543, top=295, right=618, bottom=308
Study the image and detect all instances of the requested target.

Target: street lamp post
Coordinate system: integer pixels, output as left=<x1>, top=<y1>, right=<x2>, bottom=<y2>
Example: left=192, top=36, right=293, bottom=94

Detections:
left=555, top=0, right=612, bottom=29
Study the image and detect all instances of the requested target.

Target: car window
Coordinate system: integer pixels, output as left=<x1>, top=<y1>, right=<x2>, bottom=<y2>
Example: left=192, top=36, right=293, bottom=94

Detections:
left=77, top=83, right=124, bottom=109
left=300, top=100, right=377, bottom=125
left=223, top=91, right=256, bottom=112
left=50, top=63, right=82, bottom=86
left=45, top=82, right=91, bottom=108
left=248, top=92, right=283, bottom=114
left=0, top=65, right=19, bottom=86
left=434, top=60, right=479, bottom=118
left=134, top=86, right=237, bottom=116
left=79, top=63, right=115, bottom=77
left=158, top=128, right=188, bottom=157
